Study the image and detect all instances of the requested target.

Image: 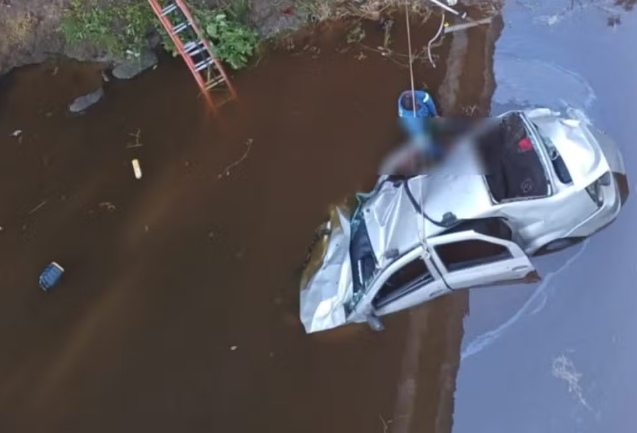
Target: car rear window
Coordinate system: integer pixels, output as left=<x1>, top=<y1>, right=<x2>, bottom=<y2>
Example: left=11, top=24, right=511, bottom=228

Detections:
left=478, top=113, right=549, bottom=202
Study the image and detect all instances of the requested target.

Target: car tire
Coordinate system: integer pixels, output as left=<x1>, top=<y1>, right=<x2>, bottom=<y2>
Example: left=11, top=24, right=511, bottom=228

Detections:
left=534, top=237, right=584, bottom=256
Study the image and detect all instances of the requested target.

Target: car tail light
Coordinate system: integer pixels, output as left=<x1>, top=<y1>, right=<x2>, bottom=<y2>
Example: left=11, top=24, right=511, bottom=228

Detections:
left=586, top=172, right=610, bottom=207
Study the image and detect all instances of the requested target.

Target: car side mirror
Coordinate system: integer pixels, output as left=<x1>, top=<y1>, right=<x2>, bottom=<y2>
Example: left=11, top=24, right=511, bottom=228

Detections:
left=366, top=313, right=385, bottom=332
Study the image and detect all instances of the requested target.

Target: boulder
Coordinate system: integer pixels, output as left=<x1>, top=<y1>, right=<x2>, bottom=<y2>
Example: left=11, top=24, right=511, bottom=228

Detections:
left=69, top=87, right=104, bottom=113
left=112, top=50, right=158, bottom=80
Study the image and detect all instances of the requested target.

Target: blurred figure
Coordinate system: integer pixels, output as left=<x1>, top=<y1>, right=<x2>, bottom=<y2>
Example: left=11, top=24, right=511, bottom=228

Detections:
left=397, top=89, right=440, bottom=160
left=380, top=112, right=479, bottom=177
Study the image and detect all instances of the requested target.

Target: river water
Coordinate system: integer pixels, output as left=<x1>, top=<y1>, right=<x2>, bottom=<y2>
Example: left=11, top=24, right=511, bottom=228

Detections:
left=0, top=1, right=634, bottom=432
left=455, top=1, right=637, bottom=432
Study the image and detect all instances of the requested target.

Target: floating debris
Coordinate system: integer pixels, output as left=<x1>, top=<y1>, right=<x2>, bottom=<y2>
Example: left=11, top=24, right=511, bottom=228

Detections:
left=132, top=159, right=142, bottom=179
left=230, top=345, right=238, bottom=351
left=39, top=262, right=64, bottom=291
left=10, top=130, right=22, bottom=137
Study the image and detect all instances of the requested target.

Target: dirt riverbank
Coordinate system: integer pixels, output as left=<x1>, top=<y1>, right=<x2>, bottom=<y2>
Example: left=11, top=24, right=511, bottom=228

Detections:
left=0, top=0, right=501, bottom=78
left=0, top=0, right=300, bottom=76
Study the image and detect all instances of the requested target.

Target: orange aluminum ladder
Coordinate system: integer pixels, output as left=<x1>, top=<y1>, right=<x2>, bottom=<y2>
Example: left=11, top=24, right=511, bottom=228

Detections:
left=147, top=0, right=236, bottom=106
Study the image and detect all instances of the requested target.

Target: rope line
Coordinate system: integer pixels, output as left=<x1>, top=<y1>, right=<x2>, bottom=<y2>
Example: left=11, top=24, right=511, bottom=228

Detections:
left=404, top=1, right=416, bottom=118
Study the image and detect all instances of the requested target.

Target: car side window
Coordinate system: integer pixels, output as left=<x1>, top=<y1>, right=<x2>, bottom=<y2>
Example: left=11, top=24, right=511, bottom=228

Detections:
left=373, top=258, right=432, bottom=308
left=435, top=239, right=512, bottom=272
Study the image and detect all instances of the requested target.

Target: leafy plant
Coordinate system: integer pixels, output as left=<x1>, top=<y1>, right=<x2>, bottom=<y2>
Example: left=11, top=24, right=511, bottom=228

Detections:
left=203, top=12, right=259, bottom=69
left=189, top=1, right=260, bottom=70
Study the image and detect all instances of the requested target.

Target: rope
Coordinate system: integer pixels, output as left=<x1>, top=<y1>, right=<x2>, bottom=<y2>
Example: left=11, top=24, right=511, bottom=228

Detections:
left=428, top=11, right=446, bottom=68
left=404, top=1, right=416, bottom=118
left=403, top=1, right=429, bottom=255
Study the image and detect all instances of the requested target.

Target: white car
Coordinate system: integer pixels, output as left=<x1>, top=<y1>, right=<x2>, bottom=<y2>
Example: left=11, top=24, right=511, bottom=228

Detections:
left=300, top=108, right=629, bottom=333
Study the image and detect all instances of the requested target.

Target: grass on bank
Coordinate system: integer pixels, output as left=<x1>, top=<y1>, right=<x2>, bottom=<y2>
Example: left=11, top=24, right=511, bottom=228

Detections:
left=59, top=0, right=156, bottom=58
left=298, top=0, right=434, bottom=23
left=59, top=0, right=260, bottom=69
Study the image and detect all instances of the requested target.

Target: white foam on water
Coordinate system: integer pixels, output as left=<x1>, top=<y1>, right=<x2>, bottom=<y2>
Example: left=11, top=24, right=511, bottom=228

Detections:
left=491, top=55, right=597, bottom=113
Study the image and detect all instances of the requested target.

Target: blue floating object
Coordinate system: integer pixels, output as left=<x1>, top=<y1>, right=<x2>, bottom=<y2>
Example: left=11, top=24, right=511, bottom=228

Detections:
left=39, top=262, right=64, bottom=291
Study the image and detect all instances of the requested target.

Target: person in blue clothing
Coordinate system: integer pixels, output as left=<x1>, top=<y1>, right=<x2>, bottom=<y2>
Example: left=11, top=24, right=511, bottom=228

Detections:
left=397, top=89, right=440, bottom=159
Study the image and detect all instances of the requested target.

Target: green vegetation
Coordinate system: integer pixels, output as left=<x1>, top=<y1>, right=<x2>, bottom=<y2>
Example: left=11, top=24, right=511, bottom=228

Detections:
left=193, top=1, right=260, bottom=70
left=60, top=0, right=260, bottom=70
left=59, top=0, right=157, bottom=58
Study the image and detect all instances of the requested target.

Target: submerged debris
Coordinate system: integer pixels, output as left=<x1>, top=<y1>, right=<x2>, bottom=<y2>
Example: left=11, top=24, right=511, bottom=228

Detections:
left=218, top=139, right=254, bottom=179
left=69, top=88, right=104, bottom=113
left=126, top=129, right=143, bottom=148
left=346, top=23, right=366, bottom=44
left=112, top=50, right=158, bottom=80
left=99, top=202, right=116, bottom=212
left=28, top=200, right=48, bottom=215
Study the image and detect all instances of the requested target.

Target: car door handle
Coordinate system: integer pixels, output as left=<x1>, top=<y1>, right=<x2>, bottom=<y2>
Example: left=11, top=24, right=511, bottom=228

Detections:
left=512, top=265, right=529, bottom=272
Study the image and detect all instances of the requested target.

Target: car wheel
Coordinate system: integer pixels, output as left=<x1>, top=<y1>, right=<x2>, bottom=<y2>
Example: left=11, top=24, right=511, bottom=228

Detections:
left=534, top=237, right=584, bottom=256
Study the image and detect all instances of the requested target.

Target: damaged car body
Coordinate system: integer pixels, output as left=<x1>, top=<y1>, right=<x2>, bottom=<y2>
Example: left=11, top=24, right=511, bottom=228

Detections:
left=300, top=108, right=629, bottom=333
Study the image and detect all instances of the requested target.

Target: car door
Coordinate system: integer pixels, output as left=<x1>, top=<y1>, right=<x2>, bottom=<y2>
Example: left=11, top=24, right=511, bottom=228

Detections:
left=348, top=247, right=451, bottom=322
left=427, top=230, right=539, bottom=290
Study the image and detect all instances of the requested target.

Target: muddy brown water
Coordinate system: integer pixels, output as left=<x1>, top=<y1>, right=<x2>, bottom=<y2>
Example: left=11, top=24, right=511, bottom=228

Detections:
left=0, top=16, right=495, bottom=433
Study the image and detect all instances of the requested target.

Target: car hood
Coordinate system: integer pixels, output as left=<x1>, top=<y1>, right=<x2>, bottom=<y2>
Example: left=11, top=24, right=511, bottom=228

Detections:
left=526, top=108, right=610, bottom=188
left=299, top=207, right=354, bottom=333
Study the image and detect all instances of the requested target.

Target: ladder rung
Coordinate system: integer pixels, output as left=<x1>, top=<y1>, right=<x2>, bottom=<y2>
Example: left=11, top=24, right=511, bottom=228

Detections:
left=161, top=3, right=178, bottom=16
left=184, top=41, right=206, bottom=57
left=205, top=76, right=227, bottom=90
left=183, top=40, right=199, bottom=53
left=189, top=47, right=206, bottom=57
left=172, top=21, right=191, bottom=35
left=194, top=58, right=214, bottom=71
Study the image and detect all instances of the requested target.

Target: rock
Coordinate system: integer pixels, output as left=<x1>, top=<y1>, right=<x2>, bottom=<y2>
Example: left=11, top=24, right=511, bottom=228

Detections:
left=69, top=88, right=104, bottom=113
left=112, top=50, right=158, bottom=80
